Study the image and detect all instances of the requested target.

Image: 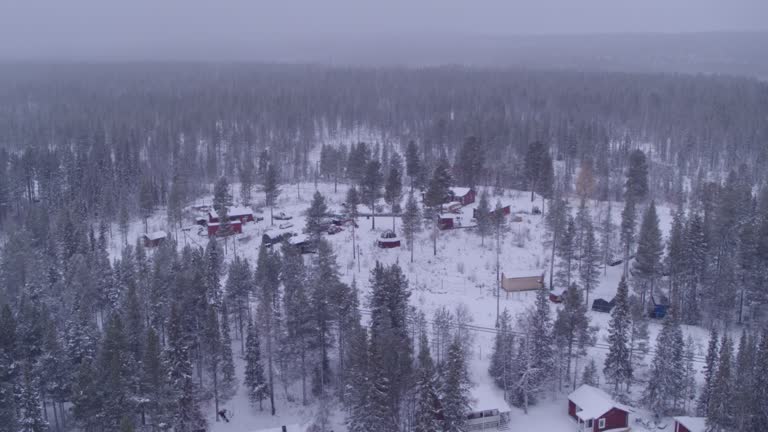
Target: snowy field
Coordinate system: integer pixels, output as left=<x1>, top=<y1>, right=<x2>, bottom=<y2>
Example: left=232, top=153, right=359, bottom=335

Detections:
left=109, top=181, right=715, bottom=432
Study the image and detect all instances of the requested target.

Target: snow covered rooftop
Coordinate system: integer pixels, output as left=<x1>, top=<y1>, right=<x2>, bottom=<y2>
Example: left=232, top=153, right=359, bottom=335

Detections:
left=501, top=269, right=545, bottom=279
left=450, top=187, right=472, bottom=197
left=288, top=234, right=310, bottom=244
left=208, top=205, right=253, bottom=219
left=143, top=231, right=167, bottom=241
left=569, top=384, right=629, bottom=420
left=673, top=417, right=706, bottom=432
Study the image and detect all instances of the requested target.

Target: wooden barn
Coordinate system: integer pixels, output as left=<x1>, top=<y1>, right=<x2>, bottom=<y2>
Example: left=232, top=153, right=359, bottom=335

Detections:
left=449, top=187, right=476, bottom=206
left=207, top=220, right=242, bottom=237
left=142, top=231, right=167, bottom=248
left=500, top=271, right=545, bottom=292
left=672, top=417, right=706, bottom=432
left=377, top=230, right=401, bottom=248
left=568, top=384, right=630, bottom=432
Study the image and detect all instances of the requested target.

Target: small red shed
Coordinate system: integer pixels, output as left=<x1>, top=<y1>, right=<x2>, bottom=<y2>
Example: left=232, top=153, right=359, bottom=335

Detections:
left=207, top=220, right=242, bottom=237
left=449, top=187, right=476, bottom=206
left=673, top=417, right=706, bottom=432
left=438, top=213, right=465, bottom=230
left=473, top=204, right=511, bottom=220
left=568, top=384, right=630, bottom=432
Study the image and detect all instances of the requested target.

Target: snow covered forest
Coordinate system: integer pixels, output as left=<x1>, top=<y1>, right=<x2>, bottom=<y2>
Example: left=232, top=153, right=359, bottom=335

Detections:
left=1, top=63, right=768, bottom=432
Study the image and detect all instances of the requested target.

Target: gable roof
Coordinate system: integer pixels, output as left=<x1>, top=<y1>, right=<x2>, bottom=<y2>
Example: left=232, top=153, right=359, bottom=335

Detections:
left=568, top=384, right=629, bottom=420
left=450, top=187, right=472, bottom=197
left=143, top=231, right=167, bottom=241
left=673, top=417, right=706, bottom=432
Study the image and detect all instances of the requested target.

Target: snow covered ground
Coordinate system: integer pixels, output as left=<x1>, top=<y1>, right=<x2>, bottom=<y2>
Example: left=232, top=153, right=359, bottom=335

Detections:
left=108, top=181, right=715, bottom=432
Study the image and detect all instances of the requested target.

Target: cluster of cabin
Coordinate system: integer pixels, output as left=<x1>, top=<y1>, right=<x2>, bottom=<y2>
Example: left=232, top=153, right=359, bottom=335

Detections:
left=436, top=187, right=513, bottom=230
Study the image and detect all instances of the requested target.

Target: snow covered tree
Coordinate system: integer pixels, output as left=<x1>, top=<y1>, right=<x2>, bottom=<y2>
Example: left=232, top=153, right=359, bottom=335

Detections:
left=305, top=191, right=329, bottom=238
left=733, top=330, right=757, bottom=431
left=384, top=151, right=403, bottom=229
left=707, top=334, right=734, bottom=432
left=682, top=212, right=706, bottom=325
left=18, top=369, right=47, bottom=432
left=666, top=209, right=687, bottom=310
left=545, top=191, right=569, bottom=288
left=475, top=190, right=492, bottom=246
left=239, top=157, right=255, bottom=205
left=620, top=197, right=636, bottom=276
left=213, top=175, right=233, bottom=230
left=600, top=201, right=615, bottom=273
left=682, top=335, right=697, bottom=413
left=165, top=305, right=206, bottom=432
left=401, top=191, right=422, bottom=263
left=361, top=158, right=383, bottom=229
left=441, top=337, right=471, bottom=432
left=0, top=305, right=17, bottom=432
left=644, top=313, right=685, bottom=415
left=414, top=330, right=441, bottom=432
left=633, top=201, right=663, bottom=310
left=263, top=161, right=281, bottom=225
left=580, top=220, right=601, bottom=307
left=255, top=244, right=281, bottom=415
left=219, top=302, right=237, bottom=401
left=580, top=358, right=599, bottom=387
left=697, top=328, right=719, bottom=417
left=524, top=141, right=552, bottom=202
left=750, top=331, right=768, bottom=430
left=405, top=140, right=425, bottom=191
left=603, top=277, right=633, bottom=394
left=244, top=318, right=269, bottom=410
left=625, top=149, right=648, bottom=203
left=424, top=157, right=452, bottom=209
left=454, top=136, right=484, bottom=188
left=554, top=283, right=592, bottom=390
left=555, top=216, right=576, bottom=289
left=489, top=308, right=514, bottom=392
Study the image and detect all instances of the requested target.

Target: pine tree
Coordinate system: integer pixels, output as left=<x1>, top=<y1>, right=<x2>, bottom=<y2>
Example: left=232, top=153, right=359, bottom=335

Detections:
left=600, top=201, right=615, bottom=273
left=603, top=277, right=633, bottom=394
left=525, top=288, right=554, bottom=399
left=244, top=318, right=269, bottom=410
left=263, top=161, right=281, bottom=225
left=239, top=157, right=255, bottom=205
left=360, top=158, right=383, bottom=229
left=454, top=136, right=484, bottom=188
left=666, top=208, right=687, bottom=310
left=580, top=358, right=599, bottom=387
left=204, top=236, right=223, bottom=306
left=697, top=328, right=719, bottom=416
left=580, top=220, right=601, bottom=307
left=554, top=283, right=592, bottom=390
left=401, top=191, right=422, bottom=263
left=19, top=369, right=47, bottom=432
left=219, top=302, right=237, bottom=401
left=750, top=330, right=768, bottom=431
left=682, top=335, right=697, bottom=413
left=405, top=140, right=424, bottom=191
left=545, top=190, right=569, bottom=288
left=384, top=152, right=403, bottom=229
left=475, top=190, right=492, bottom=245
left=441, top=337, right=471, bottom=432
left=555, top=216, right=576, bottom=289
left=165, top=305, right=206, bottom=432
left=203, top=307, right=223, bottom=420
left=633, top=201, right=664, bottom=310
left=707, top=334, right=734, bottom=432
left=620, top=197, right=636, bottom=276
left=683, top=212, right=707, bottom=325
left=213, top=175, right=233, bottom=231
left=644, top=313, right=685, bottom=415
left=489, top=308, right=514, bottom=392
left=255, top=244, right=281, bottom=415
left=625, top=149, right=649, bottom=202
left=305, top=191, right=329, bottom=238
left=0, top=305, right=17, bottom=432
left=733, top=330, right=757, bottom=431
left=424, top=157, right=452, bottom=209
left=140, top=327, right=165, bottom=428
left=524, top=141, right=552, bottom=202
left=414, top=330, right=441, bottom=432
left=99, top=314, right=133, bottom=429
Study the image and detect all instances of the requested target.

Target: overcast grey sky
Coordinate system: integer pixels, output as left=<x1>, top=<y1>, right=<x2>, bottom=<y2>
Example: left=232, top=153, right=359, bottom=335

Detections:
left=2, top=0, right=767, bottom=60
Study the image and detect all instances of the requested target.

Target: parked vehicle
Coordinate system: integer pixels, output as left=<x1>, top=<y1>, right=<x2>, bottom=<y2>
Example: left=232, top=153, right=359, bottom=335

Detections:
left=274, top=212, right=293, bottom=220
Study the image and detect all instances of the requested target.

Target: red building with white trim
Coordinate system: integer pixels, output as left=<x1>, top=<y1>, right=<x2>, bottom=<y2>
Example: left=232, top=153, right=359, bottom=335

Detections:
left=568, top=385, right=630, bottom=432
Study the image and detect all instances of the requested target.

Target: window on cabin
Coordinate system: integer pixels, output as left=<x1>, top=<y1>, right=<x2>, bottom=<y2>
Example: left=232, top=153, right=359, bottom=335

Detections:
left=599, top=418, right=606, bottom=429
left=586, top=419, right=593, bottom=428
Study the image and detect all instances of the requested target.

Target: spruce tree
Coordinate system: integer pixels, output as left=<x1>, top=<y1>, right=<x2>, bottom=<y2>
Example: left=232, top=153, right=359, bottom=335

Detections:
left=305, top=191, right=329, bottom=238
left=0, top=305, right=17, bottom=432
left=489, top=308, right=514, bottom=391
left=360, top=159, right=383, bottom=229
left=620, top=197, right=636, bottom=276
left=384, top=152, right=403, bottom=228
left=165, top=305, right=206, bottom=432
left=18, top=369, right=47, bottom=432
left=750, top=330, right=768, bottom=431
left=554, top=283, right=592, bottom=390
left=697, top=328, right=719, bottom=416
left=644, top=313, right=685, bottom=415
left=555, top=216, right=576, bottom=289
left=707, top=334, right=734, bottom=432
left=424, top=157, right=452, bottom=209
left=405, top=140, right=424, bottom=191
left=219, top=302, right=237, bottom=401
left=263, top=162, right=281, bottom=225
left=244, top=318, right=269, bottom=410
left=580, top=221, right=601, bottom=307
left=633, top=201, right=663, bottom=310
left=603, top=277, right=633, bottom=394
left=475, top=190, right=492, bottom=246
left=625, top=149, right=649, bottom=202
left=733, top=330, right=757, bottom=431
left=441, top=337, right=471, bottom=432
left=580, top=358, right=599, bottom=387
left=414, top=330, right=441, bottom=432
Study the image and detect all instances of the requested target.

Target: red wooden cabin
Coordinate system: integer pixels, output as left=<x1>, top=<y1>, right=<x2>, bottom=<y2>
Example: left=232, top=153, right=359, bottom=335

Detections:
left=568, top=385, right=630, bottom=432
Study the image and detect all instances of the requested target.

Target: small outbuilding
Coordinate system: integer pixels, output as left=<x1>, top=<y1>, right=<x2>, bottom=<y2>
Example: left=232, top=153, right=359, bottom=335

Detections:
left=500, top=271, right=545, bottom=293
left=377, top=230, right=401, bottom=248
left=142, top=231, right=167, bottom=248
left=592, top=298, right=615, bottom=313
left=672, top=416, right=706, bottom=432
left=209, top=206, right=256, bottom=224
left=288, top=234, right=316, bottom=254
left=438, top=213, right=464, bottom=230
left=465, top=409, right=503, bottom=431
left=449, top=187, right=476, bottom=206
left=207, top=220, right=242, bottom=237
left=262, top=230, right=294, bottom=247
left=568, top=384, right=630, bottom=432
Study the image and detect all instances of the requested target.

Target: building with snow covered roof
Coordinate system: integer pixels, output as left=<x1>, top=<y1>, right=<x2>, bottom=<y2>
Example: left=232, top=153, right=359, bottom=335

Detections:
left=141, top=231, right=167, bottom=248
left=208, top=206, right=256, bottom=224
left=448, top=187, right=476, bottom=206
left=500, top=270, right=545, bottom=292
left=568, top=384, right=630, bottom=432
left=673, top=416, right=706, bottom=432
